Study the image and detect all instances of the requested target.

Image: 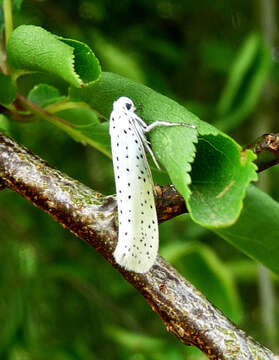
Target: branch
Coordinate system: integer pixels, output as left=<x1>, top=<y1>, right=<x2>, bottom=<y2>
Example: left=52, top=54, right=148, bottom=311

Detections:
left=0, top=132, right=276, bottom=360
left=245, top=133, right=279, bottom=172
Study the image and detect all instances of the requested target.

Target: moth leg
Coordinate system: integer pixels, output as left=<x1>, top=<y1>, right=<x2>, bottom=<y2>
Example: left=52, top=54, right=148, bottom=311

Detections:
left=134, top=114, right=148, bottom=130
left=144, top=121, right=196, bottom=133
left=142, top=121, right=196, bottom=171
left=143, top=141, right=161, bottom=170
left=133, top=121, right=161, bottom=170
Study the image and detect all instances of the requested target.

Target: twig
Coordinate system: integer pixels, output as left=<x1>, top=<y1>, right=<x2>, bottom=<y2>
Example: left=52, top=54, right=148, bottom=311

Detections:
left=0, top=132, right=276, bottom=360
left=16, top=94, right=76, bottom=127
left=245, top=133, right=279, bottom=172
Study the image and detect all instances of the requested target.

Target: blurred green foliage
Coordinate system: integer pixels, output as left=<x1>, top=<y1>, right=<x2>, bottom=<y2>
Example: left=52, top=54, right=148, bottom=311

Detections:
left=0, top=0, right=279, bottom=359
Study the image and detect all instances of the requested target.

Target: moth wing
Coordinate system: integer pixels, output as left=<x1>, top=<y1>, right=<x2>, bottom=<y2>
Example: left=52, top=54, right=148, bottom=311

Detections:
left=110, top=111, right=158, bottom=273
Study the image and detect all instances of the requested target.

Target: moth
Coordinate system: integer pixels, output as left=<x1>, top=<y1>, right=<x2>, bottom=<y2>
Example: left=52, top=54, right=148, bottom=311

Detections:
left=110, top=96, right=195, bottom=273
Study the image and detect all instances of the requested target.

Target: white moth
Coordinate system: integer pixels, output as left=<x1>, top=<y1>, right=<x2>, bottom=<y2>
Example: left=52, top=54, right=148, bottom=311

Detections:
left=110, top=96, right=195, bottom=273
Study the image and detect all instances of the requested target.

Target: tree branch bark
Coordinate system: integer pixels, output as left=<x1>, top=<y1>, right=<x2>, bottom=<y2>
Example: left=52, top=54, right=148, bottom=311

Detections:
left=245, top=133, right=279, bottom=172
left=0, top=132, right=277, bottom=360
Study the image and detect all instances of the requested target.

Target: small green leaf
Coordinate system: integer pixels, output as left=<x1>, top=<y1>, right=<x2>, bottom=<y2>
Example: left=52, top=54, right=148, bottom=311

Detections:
left=216, top=185, right=279, bottom=276
left=51, top=107, right=111, bottom=157
left=7, top=25, right=101, bottom=87
left=70, top=72, right=257, bottom=227
left=0, top=73, right=16, bottom=105
left=28, top=84, right=64, bottom=107
left=0, top=114, right=11, bottom=135
left=26, top=83, right=111, bottom=156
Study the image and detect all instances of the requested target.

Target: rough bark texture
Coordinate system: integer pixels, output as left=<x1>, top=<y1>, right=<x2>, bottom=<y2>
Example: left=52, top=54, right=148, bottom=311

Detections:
left=245, top=133, right=279, bottom=172
left=0, top=132, right=277, bottom=360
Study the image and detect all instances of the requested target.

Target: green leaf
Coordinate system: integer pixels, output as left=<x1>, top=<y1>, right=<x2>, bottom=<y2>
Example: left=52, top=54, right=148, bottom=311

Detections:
left=0, top=114, right=11, bottom=135
left=188, top=135, right=257, bottom=227
left=26, top=84, right=110, bottom=156
left=58, top=37, right=101, bottom=85
left=77, top=121, right=111, bottom=151
left=7, top=25, right=101, bottom=87
left=55, top=107, right=99, bottom=127
left=216, top=33, right=271, bottom=131
left=161, top=241, right=242, bottom=323
left=52, top=107, right=111, bottom=157
left=70, top=72, right=257, bottom=227
left=216, top=185, right=279, bottom=276
left=28, top=84, right=65, bottom=107
left=0, top=73, right=16, bottom=105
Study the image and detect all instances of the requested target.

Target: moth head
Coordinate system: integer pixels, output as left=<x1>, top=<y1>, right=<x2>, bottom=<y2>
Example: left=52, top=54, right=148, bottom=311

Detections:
left=114, top=97, right=136, bottom=112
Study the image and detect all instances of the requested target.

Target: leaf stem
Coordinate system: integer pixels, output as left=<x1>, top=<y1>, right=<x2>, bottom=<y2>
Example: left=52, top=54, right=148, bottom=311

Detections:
left=3, top=0, right=13, bottom=47
left=16, top=94, right=112, bottom=158
left=16, top=94, right=75, bottom=127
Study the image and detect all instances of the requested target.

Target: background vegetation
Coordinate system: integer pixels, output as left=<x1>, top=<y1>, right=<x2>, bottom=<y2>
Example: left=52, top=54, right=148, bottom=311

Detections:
left=0, top=0, right=278, bottom=359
